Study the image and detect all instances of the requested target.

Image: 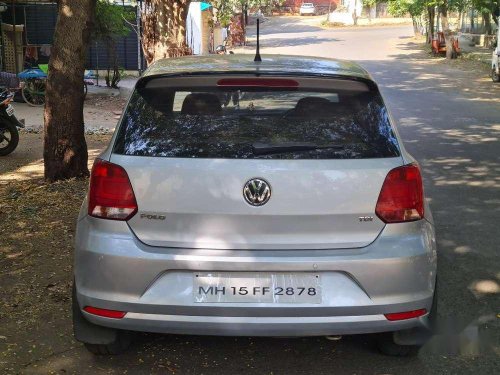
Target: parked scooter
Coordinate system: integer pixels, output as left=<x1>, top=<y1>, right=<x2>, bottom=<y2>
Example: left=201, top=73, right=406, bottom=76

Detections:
left=215, top=44, right=235, bottom=55
left=0, top=90, right=24, bottom=156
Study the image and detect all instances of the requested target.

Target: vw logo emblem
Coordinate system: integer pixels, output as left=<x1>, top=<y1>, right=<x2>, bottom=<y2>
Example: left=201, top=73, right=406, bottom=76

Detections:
left=243, top=178, right=271, bottom=206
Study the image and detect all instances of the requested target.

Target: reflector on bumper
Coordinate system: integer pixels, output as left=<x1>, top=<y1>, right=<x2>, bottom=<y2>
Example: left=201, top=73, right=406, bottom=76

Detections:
left=384, top=309, right=427, bottom=321
left=83, top=306, right=127, bottom=319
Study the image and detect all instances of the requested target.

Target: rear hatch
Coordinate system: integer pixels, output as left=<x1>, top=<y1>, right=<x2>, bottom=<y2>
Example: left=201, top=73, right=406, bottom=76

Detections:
left=110, top=75, right=402, bottom=250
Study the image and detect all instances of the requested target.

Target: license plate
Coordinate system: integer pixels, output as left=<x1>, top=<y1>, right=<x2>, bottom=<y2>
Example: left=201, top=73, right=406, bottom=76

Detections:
left=193, top=272, right=321, bottom=304
left=6, top=105, right=14, bottom=116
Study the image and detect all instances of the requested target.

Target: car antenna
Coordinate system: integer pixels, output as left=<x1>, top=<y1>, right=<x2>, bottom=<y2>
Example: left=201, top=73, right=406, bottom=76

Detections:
left=254, top=18, right=262, bottom=62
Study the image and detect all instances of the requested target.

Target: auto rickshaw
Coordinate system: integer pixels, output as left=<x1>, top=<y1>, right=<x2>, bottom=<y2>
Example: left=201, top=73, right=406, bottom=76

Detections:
left=432, top=32, right=461, bottom=58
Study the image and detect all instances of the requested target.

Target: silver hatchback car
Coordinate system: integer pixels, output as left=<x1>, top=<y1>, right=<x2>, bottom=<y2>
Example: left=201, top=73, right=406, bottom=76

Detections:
left=73, top=55, right=437, bottom=356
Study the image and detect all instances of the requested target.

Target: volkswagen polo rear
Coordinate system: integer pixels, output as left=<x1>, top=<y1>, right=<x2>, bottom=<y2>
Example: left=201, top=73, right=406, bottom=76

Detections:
left=73, top=55, right=437, bottom=355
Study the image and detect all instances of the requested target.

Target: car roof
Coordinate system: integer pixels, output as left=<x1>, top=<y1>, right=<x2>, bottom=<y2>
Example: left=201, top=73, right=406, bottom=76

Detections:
left=141, top=54, right=372, bottom=81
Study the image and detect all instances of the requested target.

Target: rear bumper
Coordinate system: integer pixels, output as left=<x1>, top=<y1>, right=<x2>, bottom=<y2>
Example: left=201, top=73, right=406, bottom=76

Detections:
left=83, top=312, right=427, bottom=337
left=74, top=217, right=437, bottom=337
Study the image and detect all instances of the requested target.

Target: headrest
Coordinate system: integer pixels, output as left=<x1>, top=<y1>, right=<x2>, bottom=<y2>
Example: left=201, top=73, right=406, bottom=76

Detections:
left=291, top=97, right=336, bottom=118
left=181, top=93, right=222, bottom=115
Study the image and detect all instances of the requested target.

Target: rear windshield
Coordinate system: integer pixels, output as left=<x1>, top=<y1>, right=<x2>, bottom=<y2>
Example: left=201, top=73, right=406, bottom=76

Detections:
left=113, top=79, right=400, bottom=159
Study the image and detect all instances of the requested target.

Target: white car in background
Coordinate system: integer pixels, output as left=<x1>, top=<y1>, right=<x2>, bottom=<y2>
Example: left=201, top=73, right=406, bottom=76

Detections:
left=299, top=3, right=316, bottom=16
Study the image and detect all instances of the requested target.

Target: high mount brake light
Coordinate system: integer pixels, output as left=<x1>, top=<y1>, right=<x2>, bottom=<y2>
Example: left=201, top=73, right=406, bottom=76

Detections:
left=217, top=78, right=299, bottom=88
left=88, top=159, right=138, bottom=221
left=375, top=164, right=424, bottom=223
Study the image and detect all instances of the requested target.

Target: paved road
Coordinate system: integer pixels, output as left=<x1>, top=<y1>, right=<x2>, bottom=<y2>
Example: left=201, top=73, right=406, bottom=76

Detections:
left=25, top=17, right=500, bottom=375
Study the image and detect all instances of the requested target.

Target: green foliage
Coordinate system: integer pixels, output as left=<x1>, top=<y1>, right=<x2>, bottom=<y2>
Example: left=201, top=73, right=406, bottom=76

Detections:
left=93, top=0, right=135, bottom=42
left=210, top=0, right=234, bottom=27
left=93, top=0, right=134, bottom=88
left=470, top=0, right=497, bottom=14
left=385, top=0, right=497, bottom=18
left=363, top=0, right=379, bottom=7
left=387, top=0, right=431, bottom=17
left=210, top=0, right=285, bottom=27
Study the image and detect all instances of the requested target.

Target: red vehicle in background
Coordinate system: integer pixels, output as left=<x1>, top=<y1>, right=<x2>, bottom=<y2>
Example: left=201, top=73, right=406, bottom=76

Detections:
left=432, top=32, right=461, bottom=58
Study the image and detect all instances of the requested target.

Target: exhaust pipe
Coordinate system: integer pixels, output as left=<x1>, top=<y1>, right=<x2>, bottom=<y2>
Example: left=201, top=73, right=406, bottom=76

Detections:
left=325, top=335, right=342, bottom=341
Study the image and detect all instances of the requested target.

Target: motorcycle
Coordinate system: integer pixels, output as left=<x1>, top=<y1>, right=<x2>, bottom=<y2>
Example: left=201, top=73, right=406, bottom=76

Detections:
left=0, top=90, right=24, bottom=156
left=215, top=44, right=235, bottom=55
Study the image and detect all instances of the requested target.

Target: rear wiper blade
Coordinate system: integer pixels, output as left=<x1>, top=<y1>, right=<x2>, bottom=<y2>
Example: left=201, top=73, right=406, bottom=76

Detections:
left=252, top=142, right=345, bottom=156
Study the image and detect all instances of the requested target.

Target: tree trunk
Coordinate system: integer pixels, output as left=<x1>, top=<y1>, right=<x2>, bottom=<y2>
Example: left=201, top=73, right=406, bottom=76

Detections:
left=43, top=0, right=95, bottom=181
left=412, top=17, right=422, bottom=37
left=105, top=39, right=120, bottom=89
left=483, top=12, right=492, bottom=35
left=105, top=40, right=112, bottom=88
left=427, top=6, right=435, bottom=44
left=352, top=0, right=358, bottom=26
left=141, top=0, right=192, bottom=65
left=439, top=3, right=455, bottom=59
left=493, top=0, right=499, bottom=26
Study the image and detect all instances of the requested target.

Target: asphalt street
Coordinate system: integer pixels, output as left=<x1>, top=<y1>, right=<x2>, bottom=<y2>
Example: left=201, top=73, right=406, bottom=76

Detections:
left=24, top=17, right=500, bottom=375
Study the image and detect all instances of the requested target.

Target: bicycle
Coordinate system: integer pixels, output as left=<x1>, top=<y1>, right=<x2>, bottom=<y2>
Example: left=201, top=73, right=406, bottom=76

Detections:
left=18, top=64, right=91, bottom=107
left=18, top=64, right=47, bottom=106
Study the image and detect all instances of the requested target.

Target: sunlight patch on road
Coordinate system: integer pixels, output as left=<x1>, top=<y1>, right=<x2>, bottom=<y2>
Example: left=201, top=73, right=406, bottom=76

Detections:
left=429, top=157, right=472, bottom=164
left=0, top=158, right=44, bottom=182
left=0, top=148, right=103, bottom=183
left=415, top=73, right=450, bottom=80
left=454, top=245, right=472, bottom=254
left=470, top=280, right=500, bottom=296
left=425, top=156, right=500, bottom=189
left=434, top=179, right=500, bottom=187
left=456, top=96, right=500, bottom=104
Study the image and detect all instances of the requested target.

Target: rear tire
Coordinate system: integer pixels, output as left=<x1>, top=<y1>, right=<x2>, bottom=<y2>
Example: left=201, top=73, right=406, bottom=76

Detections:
left=0, top=122, right=19, bottom=156
left=376, top=333, right=418, bottom=356
left=378, top=281, right=437, bottom=356
left=83, top=334, right=132, bottom=355
left=72, top=282, right=131, bottom=355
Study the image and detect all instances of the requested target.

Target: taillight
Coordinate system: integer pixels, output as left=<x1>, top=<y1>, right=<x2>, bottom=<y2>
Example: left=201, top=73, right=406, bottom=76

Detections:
left=375, top=164, right=424, bottom=223
left=88, top=159, right=137, bottom=220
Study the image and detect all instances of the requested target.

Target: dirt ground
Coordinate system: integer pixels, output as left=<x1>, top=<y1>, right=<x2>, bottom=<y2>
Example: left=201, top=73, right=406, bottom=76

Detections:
left=0, top=134, right=112, bottom=373
left=12, top=93, right=126, bottom=131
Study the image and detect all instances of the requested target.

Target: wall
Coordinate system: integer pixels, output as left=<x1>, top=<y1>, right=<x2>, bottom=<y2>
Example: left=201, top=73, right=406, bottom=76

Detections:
left=186, top=2, right=203, bottom=55
left=1, top=3, right=143, bottom=72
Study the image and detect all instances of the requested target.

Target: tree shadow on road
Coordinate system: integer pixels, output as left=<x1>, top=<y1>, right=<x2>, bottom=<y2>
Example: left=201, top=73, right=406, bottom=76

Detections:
left=248, top=17, right=325, bottom=36
left=0, top=133, right=109, bottom=182
left=255, top=36, right=342, bottom=48
left=359, top=52, right=500, bottom=337
left=24, top=330, right=499, bottom=374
